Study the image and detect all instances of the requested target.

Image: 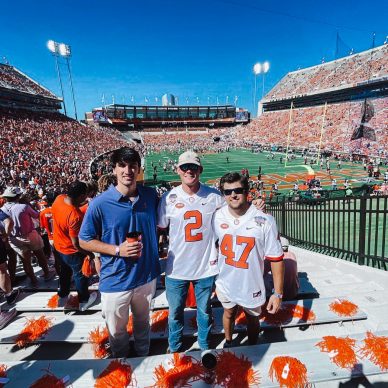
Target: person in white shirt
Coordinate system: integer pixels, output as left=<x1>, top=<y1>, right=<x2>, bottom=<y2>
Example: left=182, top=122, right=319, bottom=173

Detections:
left=158, top=151, right=223, bottom=352
left=213, top=172, right=284, bottom=347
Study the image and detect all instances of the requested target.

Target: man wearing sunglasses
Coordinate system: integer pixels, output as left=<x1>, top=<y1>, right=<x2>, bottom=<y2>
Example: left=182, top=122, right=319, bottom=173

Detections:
left=213, top=172, right=284, bottom=347
left=157, top=151, right=223, bottom=353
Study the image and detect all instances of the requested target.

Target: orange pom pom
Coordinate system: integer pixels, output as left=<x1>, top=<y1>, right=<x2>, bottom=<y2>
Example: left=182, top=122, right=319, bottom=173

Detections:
left=329, top=299, right=359, bottom=317
left=95, top=359, right=135, bottom=388
left=30, top=371, right=65, bottom=388
left=269, top=356, right=308, bottom=388
left=0, top=364, right=8, bottom=388
left=359, top=331, right=388, bottom=371
left=16, top=316, right=53, bottom=348
left=185, top=283, right=197, bottom=308
left=316, top=336, right=357, bottom=369
left=215, top=351, right=260, bottom=388
left=82, top=257, right=95, bottom=277
left=261, top=303, right=316, bottom=326
left=89, top=326, right=110, bottom=359
left=152, top=353, right=204, bottom=388
left=151, top=310, right=169, bottom=333
left=47, top=294, right=59, bottom=309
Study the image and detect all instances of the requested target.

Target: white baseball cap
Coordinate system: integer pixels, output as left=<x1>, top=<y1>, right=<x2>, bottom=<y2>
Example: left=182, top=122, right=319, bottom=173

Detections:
left=178, top=151, right=201, bottom=167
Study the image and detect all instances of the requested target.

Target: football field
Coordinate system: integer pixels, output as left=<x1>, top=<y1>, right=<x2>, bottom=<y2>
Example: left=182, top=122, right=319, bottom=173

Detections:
left=145, top=149, right=369, bottom=192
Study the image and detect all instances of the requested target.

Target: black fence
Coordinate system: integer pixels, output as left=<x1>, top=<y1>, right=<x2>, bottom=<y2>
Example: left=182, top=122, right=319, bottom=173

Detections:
left=267, top=195, right=388, bottom=270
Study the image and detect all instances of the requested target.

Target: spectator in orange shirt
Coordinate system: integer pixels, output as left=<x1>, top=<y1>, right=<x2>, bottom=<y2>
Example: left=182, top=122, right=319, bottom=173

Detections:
left=52, top=181, right=97, bottom=311
left=39, top=193, right=60, bottom=276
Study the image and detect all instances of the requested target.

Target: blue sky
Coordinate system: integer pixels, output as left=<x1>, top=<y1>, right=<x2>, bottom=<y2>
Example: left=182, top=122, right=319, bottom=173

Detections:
left=1, top=0, right=387, bottom=118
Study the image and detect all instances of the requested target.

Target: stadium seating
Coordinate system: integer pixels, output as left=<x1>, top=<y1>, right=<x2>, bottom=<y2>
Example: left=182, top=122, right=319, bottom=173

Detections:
left=143, top=128, right=237, bottom=154
left=265, top=45, right=388, bottom=101
left=0, top=64, right=57, bottom=99
left=240, top=97, right=387, bottom=157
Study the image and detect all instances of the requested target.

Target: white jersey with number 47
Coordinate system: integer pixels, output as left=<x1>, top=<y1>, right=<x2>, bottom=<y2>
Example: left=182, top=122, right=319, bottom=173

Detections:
left=213, top=205, right=283, bottom=308
left=158, top=184, right=224, bottom=280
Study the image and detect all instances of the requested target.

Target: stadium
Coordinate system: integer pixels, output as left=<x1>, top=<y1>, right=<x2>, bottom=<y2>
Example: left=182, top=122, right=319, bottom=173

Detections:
left=0, top=16, right=387, bottom=387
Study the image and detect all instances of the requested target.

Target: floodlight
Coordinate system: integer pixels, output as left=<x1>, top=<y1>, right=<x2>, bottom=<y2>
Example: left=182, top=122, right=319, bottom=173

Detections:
left=253, top=63, right=262, bottom=75
left=58, top=43, right=71, bottom=57
left=47, top=40, right=57, bottom=53
left=263, top=61, right=270, bottom=73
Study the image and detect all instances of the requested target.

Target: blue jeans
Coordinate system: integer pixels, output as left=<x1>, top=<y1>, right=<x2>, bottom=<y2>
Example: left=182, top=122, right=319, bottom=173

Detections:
left=58, top=251, right=89, bottom=303
left=166, top=275, right=215, bottom=352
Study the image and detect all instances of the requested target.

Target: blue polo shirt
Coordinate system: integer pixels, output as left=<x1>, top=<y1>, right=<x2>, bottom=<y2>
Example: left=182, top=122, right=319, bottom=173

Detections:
left=79, top=185, right=161, bottom=292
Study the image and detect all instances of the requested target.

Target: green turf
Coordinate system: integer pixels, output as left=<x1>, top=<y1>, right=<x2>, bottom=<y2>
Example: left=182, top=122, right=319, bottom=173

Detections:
left=145, top=148, right=371, bottom=192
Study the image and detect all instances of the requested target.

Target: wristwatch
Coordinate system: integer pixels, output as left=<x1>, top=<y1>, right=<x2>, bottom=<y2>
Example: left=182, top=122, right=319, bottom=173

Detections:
left=273, top=292, right=283, bottom=299
left=115, top=246, right=120, bottom=256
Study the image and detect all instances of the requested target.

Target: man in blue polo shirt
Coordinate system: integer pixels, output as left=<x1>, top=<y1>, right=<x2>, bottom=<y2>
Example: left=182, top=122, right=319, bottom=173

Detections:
left=79, top=147, right=160, bottom=358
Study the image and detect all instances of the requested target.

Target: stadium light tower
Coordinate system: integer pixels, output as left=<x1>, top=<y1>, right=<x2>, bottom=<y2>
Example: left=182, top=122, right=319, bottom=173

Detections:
left=253, top=61, right=270, bottom=117
left=262, top=61, right=270, bottom=99
left=47, top=40, right=67, bottom=116
left=58, top=43, right=78, bottom=121
left=253, top=63, right=262, bottom=117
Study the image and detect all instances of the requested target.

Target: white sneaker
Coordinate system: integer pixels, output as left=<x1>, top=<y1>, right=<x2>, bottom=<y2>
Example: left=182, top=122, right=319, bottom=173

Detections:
left=0, top=308, right=17, bottom=329
left=79, top=291, right=98, bottom=312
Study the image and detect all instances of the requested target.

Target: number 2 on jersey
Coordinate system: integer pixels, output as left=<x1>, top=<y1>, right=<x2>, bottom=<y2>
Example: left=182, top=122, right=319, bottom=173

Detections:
left=220, top=234, right=255, bottom=269
left=184, top=210, right=203, bottom=242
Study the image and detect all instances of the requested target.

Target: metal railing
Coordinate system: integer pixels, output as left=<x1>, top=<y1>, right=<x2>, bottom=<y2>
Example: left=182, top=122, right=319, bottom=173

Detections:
left=268, top=195, right=388, bottom=270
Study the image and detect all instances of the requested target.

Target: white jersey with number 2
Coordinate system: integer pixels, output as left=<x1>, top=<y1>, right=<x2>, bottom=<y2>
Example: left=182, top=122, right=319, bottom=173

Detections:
left=213, top=205, right=283, bottom=308
left=158, top=183, right=224, bottom=280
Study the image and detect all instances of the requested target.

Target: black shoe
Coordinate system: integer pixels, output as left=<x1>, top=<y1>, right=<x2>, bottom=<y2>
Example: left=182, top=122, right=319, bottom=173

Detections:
left=6, top=288, right=21, bottom=305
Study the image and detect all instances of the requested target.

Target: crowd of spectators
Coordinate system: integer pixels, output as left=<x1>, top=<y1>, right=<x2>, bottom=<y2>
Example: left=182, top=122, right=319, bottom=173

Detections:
left=0, top=107, right=128, bottom=199
left=0, top=64, right=57, bottom=99
left=239, top=97, right=388, bottom=158
left=142, top=128, right=240, bottom=154
left=265, top=44, right=387, bottom=101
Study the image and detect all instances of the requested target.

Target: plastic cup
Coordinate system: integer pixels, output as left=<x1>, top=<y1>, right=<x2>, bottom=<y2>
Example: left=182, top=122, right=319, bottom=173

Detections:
left=126, top=232, right=142, bottom=257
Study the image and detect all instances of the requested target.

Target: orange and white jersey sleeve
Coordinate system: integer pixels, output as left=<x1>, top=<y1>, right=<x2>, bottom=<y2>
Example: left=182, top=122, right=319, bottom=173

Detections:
left=213, top=205, right=283, bottom=308
left=157, top=184, right=224, bottom=280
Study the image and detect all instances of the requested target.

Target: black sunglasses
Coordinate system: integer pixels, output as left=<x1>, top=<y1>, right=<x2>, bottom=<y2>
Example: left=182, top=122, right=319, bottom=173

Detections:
left=223, top=187, right=245, bottom=196
left=180, top=163, right=200, bottom=172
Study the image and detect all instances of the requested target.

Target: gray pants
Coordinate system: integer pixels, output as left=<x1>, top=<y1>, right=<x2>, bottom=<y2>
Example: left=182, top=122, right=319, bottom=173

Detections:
left=101, top=279, right=156, bottom=358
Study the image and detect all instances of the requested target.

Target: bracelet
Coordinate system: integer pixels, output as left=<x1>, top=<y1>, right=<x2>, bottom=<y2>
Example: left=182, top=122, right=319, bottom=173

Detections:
left=115, top=246, right=120, bottom=256
left=273, top=292, right=283, bottom=299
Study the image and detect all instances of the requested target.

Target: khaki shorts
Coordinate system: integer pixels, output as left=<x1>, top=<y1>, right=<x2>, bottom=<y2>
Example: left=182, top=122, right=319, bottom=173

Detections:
left=216, top=288, right=262, bottom=317
left=9, top=230, right=44, bottom=256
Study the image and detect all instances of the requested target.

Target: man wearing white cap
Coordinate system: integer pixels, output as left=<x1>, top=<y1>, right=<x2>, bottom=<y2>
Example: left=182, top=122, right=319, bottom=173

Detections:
left=158, top=151, right=223, bottom=352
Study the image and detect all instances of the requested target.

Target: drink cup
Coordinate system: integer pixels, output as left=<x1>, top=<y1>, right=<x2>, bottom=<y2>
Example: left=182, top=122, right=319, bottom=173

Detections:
left=126, top=232, right=142, bottom=257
